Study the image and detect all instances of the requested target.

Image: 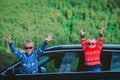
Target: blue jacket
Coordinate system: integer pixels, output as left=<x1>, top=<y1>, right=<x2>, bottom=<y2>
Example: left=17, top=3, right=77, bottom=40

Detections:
left=9, top=42, right=47, bottom=74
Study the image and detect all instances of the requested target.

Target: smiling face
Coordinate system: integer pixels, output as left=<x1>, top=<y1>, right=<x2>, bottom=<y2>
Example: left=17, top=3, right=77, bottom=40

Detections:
left=23, top=40, right=34, bottom=55
left=87, top=39, right=96, bottom=48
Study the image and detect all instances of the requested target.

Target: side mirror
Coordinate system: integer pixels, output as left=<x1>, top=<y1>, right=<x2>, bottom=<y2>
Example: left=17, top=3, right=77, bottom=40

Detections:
left=39, top=67, right=47, bottom=73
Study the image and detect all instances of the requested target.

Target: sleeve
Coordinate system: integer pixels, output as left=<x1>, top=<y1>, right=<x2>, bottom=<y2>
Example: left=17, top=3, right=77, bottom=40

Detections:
left=35, top=42, right=48, bottom=57
left=80, top=35, right=87, bottom=50
left=96, top=33, right=103, bottom=50
left=9, top=42, right=23, bottom=59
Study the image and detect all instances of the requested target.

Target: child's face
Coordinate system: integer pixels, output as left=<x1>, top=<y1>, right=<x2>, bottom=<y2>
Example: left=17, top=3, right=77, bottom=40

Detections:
left=23, top=42, right=33, bottom=55
left=87, top=39, right=96, bottom=48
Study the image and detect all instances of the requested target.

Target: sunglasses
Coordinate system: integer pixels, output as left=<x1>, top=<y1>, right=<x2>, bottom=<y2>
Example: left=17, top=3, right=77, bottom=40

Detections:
left=87, top=42, right=96, bottom=45
left=24, top=47, right=33, bottom=50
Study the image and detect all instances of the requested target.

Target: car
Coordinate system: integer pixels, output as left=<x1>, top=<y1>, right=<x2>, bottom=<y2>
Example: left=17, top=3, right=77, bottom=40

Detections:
left=0, top=44, right=120, bottom=80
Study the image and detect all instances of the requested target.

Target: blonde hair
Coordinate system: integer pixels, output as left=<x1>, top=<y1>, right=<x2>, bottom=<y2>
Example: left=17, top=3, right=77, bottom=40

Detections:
left=23, top=40, right=33, bottom=46
left=87, top=38, right=96, bottom=43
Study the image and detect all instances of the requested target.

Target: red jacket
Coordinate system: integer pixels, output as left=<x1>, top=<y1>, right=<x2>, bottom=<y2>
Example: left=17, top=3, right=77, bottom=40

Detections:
left=81, top=36, right=103, bottom=66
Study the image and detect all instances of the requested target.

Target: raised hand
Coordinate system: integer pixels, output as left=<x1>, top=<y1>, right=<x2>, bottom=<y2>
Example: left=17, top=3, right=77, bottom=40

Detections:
left=4, top=35, right=11, bottom=43
left=45, top=34, right=53, bottom=43
left=99, top=27, right=105, bottom=34
left=79, top=30, right=85, bottom=35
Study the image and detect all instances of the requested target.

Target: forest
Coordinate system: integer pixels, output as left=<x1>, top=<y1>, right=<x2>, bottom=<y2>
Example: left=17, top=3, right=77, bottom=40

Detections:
left=0, top=0, right=120, bottom=71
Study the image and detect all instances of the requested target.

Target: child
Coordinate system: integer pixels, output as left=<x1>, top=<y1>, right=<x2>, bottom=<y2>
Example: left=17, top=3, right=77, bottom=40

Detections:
left=79, top=27, right=104, bottom=72
left=4, top=34, right=53, bottom=74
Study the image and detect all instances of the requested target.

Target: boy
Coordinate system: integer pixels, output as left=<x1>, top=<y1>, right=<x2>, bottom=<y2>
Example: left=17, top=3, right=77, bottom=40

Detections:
left=79, top=27, right=104, bottom=72
left=4, top=34, right=53, bottom=74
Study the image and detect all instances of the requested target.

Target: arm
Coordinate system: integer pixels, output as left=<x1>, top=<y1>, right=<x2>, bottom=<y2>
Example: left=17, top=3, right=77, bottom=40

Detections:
left=36, top=34, right=53, bottom=57
left=97, top=27, right=105, bottom=49
left=4, top=35, right=23, bottom=58
left=79, top=30, right=87, bottom=50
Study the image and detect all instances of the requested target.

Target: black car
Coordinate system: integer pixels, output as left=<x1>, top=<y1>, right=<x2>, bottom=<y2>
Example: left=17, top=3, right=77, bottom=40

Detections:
left=0, top=44, right=120, bottom=80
